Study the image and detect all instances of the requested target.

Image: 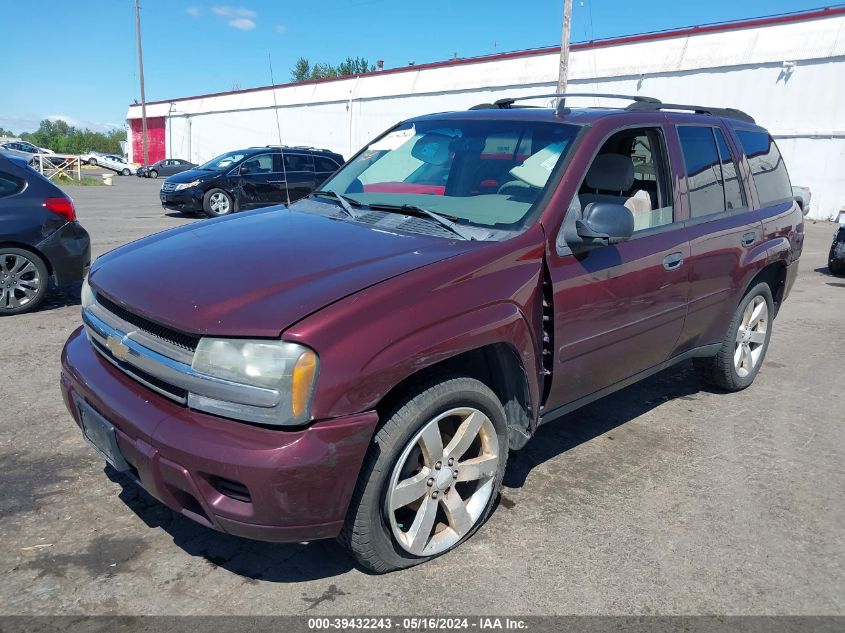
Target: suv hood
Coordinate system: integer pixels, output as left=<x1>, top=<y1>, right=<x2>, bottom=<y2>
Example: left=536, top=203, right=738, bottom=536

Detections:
left=164, top=168, right=218, bottom=184
left=89, top=204, right=482, bottom=337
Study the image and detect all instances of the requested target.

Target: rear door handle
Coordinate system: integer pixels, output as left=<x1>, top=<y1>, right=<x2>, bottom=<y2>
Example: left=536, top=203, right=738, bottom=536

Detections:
left=741, top=231, right=757, bottom=247
left=663, top=252, right=684, bottom=270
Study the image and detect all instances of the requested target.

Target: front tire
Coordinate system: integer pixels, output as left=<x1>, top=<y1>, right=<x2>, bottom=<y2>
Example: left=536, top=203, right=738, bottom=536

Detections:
left=203, top=188, right=234, bottom=217
left=339, top=376, right=508, bottom=573
left=87, top=158, right=97, bottom=166
left=828, top=227, right=845, bottom=276
left=121, top=168, right=130, bottom=176
left=694, top=282, right=774, bottom=391
left=148, top=169, right=158, bottom=179
left=0, top=248, right=49, bottom=315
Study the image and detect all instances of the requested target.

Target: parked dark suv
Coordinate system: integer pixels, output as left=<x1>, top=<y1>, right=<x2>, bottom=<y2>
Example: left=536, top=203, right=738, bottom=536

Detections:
left=159, top=146, right=344, bottom=217
left=62, top=94, right=802, bottom=572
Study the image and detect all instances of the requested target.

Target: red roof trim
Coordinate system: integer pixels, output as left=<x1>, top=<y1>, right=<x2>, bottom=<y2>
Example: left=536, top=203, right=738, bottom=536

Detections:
left=133, top=6, right=845, bottom=109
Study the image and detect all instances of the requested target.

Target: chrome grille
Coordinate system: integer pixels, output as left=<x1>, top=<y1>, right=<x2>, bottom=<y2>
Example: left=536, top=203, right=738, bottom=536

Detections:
left=82, top=298, right=280, bottom=410
left=160, top=182, right=177, bottom=192
left=96, top=295, right=199, bottom=351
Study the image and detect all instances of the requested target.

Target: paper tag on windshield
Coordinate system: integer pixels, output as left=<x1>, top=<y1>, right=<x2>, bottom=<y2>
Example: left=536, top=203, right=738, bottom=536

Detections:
left=371, top=126, right=415, bottom=151
left=540, top=142, right=566, bottom=172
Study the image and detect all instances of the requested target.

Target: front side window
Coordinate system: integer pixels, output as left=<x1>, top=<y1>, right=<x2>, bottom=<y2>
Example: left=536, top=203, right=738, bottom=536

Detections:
left=736, top=130, right=792, bottom=206
left=578, top=126, right=674, bottom=233
left=239, top=154, right=274, bottom=174
left=321, top=118, right=579, bottom=229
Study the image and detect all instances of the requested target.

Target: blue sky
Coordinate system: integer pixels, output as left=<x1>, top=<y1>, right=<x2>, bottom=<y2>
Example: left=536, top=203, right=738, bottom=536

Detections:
left=0, top=0, right=831, bottom=134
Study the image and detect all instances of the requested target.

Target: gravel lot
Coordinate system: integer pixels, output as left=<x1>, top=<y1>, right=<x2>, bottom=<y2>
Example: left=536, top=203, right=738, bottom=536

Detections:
left=1, top=175, right=843, bottom=616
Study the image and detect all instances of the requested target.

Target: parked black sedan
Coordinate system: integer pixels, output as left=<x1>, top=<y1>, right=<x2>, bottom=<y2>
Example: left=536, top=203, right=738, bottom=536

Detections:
left=0, top=153, right=91, bottom=315
left=137, top=158, right=196, bottom=179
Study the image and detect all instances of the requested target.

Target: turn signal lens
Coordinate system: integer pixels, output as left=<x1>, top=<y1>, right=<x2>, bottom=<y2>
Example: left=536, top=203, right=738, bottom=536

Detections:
left=291, top=350, right=318, bottom=417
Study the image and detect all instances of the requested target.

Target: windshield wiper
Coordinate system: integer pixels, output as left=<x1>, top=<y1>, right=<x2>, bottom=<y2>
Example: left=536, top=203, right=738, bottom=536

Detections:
left=311, top=190, right=364, bottom=219
left=368, top=203, right=474, bottom=241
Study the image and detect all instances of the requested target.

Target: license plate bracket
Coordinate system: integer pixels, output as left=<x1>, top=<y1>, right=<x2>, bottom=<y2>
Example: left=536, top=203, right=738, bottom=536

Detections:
left=77, top=399, right=131, bottom=472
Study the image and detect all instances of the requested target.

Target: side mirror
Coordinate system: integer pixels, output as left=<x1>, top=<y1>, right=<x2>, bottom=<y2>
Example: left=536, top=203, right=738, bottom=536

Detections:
left=575, top=202, right=634, bottom=248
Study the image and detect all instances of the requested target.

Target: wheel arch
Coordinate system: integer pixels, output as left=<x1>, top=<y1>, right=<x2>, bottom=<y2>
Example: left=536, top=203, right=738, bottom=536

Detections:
left=0, top=241, right=53, bottom=276
left=373, top=342, right=534, bottom=451
left=744, top=260, right=787, bottom=316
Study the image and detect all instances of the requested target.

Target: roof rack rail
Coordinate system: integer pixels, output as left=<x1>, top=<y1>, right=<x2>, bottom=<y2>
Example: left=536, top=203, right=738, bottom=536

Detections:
left=259, top=144, right=333, bottom=152
left=470, top=93, right=661, bottom=112
left=625, top=101, right=755, bottom=123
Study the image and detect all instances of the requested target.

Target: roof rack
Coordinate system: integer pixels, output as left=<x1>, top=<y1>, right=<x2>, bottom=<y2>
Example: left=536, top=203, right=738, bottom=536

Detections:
left=470, top=92, right=755, bottom=123
left=259, top=144, right=334, bottom=153
left=625, top=101, right=755, bottom=123
left=470, top=93, right=661, bottom=112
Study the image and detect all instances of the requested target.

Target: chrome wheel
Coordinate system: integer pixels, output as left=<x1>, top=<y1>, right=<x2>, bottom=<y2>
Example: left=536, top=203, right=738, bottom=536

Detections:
left=386, top=407, right=500, bottom=557
left=208, top=192, right=231, bottom=214
left=0, top=253, right=42, bottom=311
left=734, top=295, right=768, bottom=378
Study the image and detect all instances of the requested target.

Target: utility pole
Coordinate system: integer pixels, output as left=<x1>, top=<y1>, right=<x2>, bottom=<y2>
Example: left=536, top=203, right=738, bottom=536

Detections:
left=134, top=0, right=149, bottom=165
left=557, top=0, right=573, bottom=94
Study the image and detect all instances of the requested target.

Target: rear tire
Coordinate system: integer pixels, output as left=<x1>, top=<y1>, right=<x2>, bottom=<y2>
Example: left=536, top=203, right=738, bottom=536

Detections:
left=0, top=248, right=49, bottom=316
left=694, top=282, right=773, bottom=391
left=203, top=188, right=234, bottom=217
left=828, top=227, right=845, bottom=276
left=339, top=376, right=508, bottom=573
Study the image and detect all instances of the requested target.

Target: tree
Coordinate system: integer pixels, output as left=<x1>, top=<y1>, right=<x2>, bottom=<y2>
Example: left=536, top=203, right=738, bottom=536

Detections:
left=310, top=63, right=338, bottom=80
left=291, top=57, right=311, bottom=82
left=15, top=119, right=125, bottom=154
left=290, top=56, right=373, bottom=82
left=337, top=57, right=371, bottom=75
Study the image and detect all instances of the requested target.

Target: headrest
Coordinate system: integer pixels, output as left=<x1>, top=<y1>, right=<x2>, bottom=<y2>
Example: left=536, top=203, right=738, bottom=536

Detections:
left=586, top=153, right=634, bottom=192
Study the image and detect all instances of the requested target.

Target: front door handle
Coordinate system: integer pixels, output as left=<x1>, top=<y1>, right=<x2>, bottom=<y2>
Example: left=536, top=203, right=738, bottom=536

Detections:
left=741, top=231, right=757, bottom=247
left=663, top=252, right=684, bottom=271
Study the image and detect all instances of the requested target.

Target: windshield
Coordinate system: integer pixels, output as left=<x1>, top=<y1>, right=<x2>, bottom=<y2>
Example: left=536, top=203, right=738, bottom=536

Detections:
left=320, top=118, right=579, bottom=230
left=198, top=151, right=249, bottom=171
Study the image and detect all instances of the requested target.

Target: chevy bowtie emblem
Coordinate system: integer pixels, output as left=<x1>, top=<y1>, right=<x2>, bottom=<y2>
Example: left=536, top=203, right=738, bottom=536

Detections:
left=106, top=335, right=130, bottom=361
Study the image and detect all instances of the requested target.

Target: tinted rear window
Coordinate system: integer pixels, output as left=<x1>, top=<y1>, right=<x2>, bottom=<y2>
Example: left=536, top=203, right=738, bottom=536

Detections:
left=314, top=157, right=339, bottom=172
left=736, top=130, right=792, bottom=206
left=678, top=126, right=724, bottom=218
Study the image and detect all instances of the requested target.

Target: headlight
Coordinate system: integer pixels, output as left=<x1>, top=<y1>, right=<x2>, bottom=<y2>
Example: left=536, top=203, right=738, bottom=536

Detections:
left=174, top=180, right=200, bottom=191
left=189, top=338, right=319, bottom=426
left=81, top=277, right=95, bottom=310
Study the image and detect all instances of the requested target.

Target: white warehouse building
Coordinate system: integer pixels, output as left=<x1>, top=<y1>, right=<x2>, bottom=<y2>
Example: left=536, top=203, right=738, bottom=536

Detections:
left=127, top=6, right=845, bottom=221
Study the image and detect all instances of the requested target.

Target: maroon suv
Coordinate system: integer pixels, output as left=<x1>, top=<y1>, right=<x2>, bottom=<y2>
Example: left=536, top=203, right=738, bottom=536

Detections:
left=61, top=94, right=803, bottom=572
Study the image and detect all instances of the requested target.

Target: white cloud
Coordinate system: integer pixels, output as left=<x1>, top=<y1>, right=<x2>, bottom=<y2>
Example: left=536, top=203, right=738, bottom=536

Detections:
left=212, top=6, right=256, bottom=18
left=228, top=17, right=256, bottom=30
left=212, top=6, right=257, bottom=30
left=275, top=24, right=287, bottom=34
left=185, top=6, right=201, bottom=17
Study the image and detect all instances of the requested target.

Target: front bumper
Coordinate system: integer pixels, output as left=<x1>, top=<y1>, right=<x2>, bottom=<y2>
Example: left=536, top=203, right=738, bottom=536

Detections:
left=160, top=188, right=203, bottom=212
left=61, top=326, right=379, bottom=542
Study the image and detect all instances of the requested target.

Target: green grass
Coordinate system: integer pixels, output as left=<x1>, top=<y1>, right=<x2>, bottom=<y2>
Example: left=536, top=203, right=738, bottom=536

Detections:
left=54, top=175, right=105, bottom=186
